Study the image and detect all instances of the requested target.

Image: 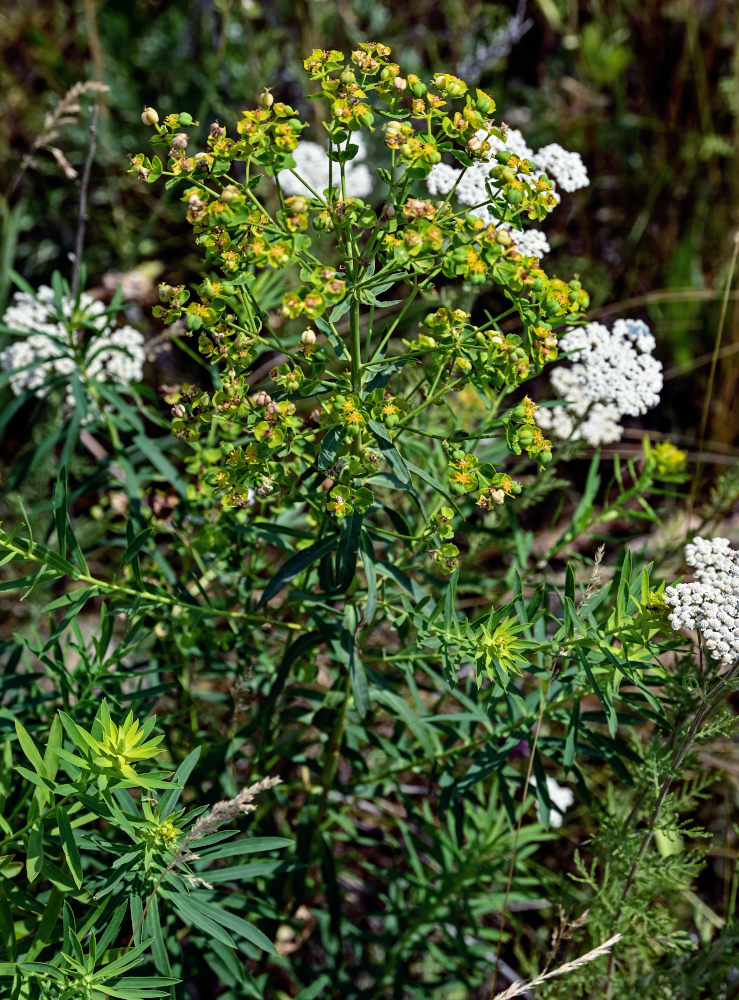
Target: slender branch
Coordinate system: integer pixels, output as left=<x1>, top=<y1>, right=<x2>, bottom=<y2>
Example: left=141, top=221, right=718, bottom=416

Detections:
left=603, top=658, right=739, bottom=997
left=71, top=102, right=100, bottom=301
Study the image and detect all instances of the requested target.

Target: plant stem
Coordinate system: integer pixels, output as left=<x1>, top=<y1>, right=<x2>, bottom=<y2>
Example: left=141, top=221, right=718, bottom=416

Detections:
left=603, top=658, right=739, bottom=997
left=350, top=293, right=361, bottom=395
left=71, top=102, right=100, bottom=301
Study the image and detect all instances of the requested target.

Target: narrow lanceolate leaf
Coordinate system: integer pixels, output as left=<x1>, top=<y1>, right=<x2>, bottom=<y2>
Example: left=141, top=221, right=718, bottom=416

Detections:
left=52, top=470, right=68, bottom=561
left=56, top=808, right=83, bottom=889
left=26, top=823, right=44, bottom=883
left=257, top=535, right=337, bottom=608
left=184, top=895, right=278, bottom=955
left=368, top=419, right=411, bottom=485
left=14, top=721, right=47, bottom=779
left=333, top=605, right=369, bottom=718
left=168, top=892, right=236, bottom=949
left=359, top=531, right=377, bottom=625
left=317, top=425, right=345, bottom=471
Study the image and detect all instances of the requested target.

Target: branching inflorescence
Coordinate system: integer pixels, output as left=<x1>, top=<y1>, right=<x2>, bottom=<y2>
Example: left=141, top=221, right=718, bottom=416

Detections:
left=131, top=43, right=590, bottom=521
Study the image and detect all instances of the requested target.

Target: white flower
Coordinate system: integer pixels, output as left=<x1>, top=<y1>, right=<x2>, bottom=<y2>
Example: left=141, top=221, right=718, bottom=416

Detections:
left=424, top=126, right=587, bottom=255
left=535, top=319, right=663, bottom=446
left=509, top=227, right=550, bottom=259
left=533, top=143, right=589, bottom=192
left=664, top=537, right=739, bottom=665
left=276, top=136, right=373, bottom=199
left=532, top=776, right=574, bottom=828
left=1, top=284, right=145, bottom=418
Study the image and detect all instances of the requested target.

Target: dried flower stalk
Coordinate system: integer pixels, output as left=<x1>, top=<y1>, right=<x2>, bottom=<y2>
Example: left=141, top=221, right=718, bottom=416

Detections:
left=491, top=933, right=622, bottom=1000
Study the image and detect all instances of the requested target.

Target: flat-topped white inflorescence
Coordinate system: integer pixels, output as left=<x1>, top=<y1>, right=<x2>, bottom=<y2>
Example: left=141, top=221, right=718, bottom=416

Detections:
left=664, top=537, right=739, bottom=666
left=535, top=318, right=663, bottom=447
left=426, top=127, right=588, bottom=257
left=1, top=285, right=145, bottom=415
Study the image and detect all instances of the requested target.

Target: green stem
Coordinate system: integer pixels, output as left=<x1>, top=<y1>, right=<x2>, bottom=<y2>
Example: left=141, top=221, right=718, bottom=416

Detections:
left=0, top=534, right=305, bottom=632
left=350, top=294, right=361, bottom=395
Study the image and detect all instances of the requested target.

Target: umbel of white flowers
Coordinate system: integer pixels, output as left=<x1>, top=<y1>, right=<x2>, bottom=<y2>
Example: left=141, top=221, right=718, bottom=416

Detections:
left=535, top=318, right=663, bottom=447
left=664, top=537, right=739, bottom=665
left=0, top=285, right=145, bottom=415
left=426, top=128, right=590, bottom=259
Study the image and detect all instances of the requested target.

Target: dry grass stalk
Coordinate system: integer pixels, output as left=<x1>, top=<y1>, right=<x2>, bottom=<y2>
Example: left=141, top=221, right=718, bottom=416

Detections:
left=6, top=80, right=109, bottom=198
left=578, top=544, right=606, bottom=609
left=491, top=933, right=622, bottom=1000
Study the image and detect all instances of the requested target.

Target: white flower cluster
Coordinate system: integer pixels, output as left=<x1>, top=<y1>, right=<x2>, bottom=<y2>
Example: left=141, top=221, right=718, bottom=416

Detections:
left=1, top=285, right=145, bottom=414
left=509, top=228, right=550, bottom=258
left=426, top=128, right=588, bottom=259
left=535, top=318, right=663, bottom=447
left=276, top=136, right=373, bottom=199
left=531, top=143, right=590, bottom=193
left=664, top=537, right=739, bottom=665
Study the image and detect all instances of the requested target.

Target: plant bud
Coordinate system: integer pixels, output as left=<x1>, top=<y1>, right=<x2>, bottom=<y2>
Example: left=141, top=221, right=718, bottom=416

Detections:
left=393, top=76, right=407, bottom=92
left=301, top=329, right=316, bottom=345
left=171, top=404, right=186, bottom=418
left=517, top=427, right=535, bottom=447
left=253, top=391, right=272, bottom=407
left=141, top=106, right=159, bottom=126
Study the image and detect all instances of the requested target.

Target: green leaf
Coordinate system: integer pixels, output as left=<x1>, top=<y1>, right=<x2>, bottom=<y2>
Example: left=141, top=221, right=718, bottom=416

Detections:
left=577, top=649, right=618, bottom=738
left=56, top=808, right=83, bottom=889
left=368, top=419, right=410, bottom=485
left=159, top=746, right=200, bottom=818
left=168, top=893, right=237, bottom=949
left=565, top=563, right=575, bottom=603
left=14, top=721, right=47, bottom=779
left=187, top=896, right=278, bottom=954
left=315, top=316, right=350, bottom=360
left=26, top=822, right=44, bottom=883
left=405, top=461, right=457, bottom=505
left=334, top=513, right=362, bottom=591
left=120, top=527, right=153, bottom=569
left=359, top=531, right=377, bottom=624
left=317, top=425, right=345, bottom=471
left=333, top=605, right=369, bottom=718
left=563, top=701, right=579, bottom=773
left=199, top=837, right=293, bottom=862
left=257, top=535, right=337, bottom=608
left=53, top=471, right=69, bottom=561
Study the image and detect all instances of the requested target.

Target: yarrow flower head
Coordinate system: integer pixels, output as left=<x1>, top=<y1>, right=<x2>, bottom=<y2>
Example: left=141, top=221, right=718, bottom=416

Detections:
left=276, top=135, right=373, bottom=199
left=663, top=537, right=739, bottom=665
left=535, top=318, right=663, bottom=446
left=1, top=282, right=145, bottom=418
left=425, top=126, right=588, bottom=259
